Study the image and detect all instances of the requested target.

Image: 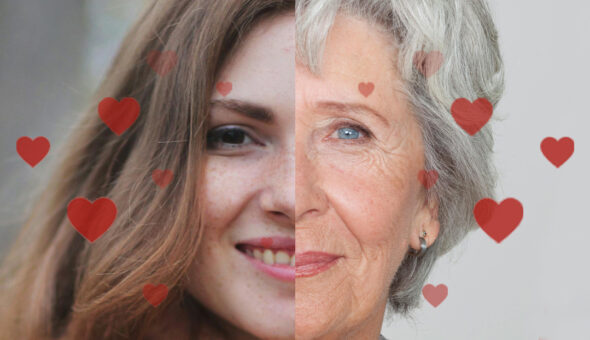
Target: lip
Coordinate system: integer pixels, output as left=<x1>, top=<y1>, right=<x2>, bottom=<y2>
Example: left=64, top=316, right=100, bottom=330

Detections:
left=235, top=236, right=295, bottom=282
left=295, top=252, right=342, bottom=278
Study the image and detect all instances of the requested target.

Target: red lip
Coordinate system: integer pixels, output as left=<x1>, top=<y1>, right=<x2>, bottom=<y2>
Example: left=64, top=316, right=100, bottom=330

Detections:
left=295, top=252, right=342, bottom=278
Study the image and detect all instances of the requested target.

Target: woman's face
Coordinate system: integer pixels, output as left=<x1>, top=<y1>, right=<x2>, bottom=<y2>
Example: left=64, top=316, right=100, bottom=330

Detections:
left=188, top=14, right=295, bottom=339
left=295, top=15, right=438, bottom=338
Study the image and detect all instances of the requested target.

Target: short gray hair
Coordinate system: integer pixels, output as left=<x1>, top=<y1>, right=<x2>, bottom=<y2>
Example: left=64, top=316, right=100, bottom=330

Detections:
left=296, top=0, right=504, bottom=317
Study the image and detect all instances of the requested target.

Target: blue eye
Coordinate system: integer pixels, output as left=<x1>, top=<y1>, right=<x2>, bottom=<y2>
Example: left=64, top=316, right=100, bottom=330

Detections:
left=206, top=126, right=258, bottom=150
left=337, top=126, right=362, bottom=139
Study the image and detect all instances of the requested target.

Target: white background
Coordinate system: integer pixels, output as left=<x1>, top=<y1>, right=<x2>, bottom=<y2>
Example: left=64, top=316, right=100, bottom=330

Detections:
left=382, top=1, right=590, bottom=339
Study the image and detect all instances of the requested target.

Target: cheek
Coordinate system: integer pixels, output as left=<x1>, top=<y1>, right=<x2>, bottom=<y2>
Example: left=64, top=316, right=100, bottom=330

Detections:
left=201, top=157, right=260, bottom=227
left=320, top=150, right=417, bottom=246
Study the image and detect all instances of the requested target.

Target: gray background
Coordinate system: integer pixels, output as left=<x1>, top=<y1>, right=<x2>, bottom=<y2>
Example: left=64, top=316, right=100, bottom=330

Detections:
left=1, top=1, right=589, bottom=339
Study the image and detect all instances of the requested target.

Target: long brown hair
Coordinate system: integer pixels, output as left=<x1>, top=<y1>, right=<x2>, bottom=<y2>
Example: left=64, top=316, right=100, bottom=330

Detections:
left=0, top=1, right=293, bottom=339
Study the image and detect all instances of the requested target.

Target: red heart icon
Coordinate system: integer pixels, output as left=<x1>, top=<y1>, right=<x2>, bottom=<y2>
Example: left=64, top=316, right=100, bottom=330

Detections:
left=540, top=137, right=574, bottom=168
left=474, top=198, right=523, bottom=243
left=143, top=283, right=168, bottom=307
left=152, top=169, right=173, bottom=188
left=422, top=283, right=448, bottom=307
left=358, top=82, right=374, bottom=97
left=147, top=50, right=178, bottom=76
left=450, top=98, right=493, bottom=136
left=16, top=136, right=50, bottom=167
left=98, top=97, right=140, bottom=136
left=417, top=169, right=438, bottom=189
left=215, top=81, right=232, bottom=97
left=67, top=197, right=117, bottom=242
left=261, top=237, right=274, bottom=248
left=413, top=51, right=444, bottom=77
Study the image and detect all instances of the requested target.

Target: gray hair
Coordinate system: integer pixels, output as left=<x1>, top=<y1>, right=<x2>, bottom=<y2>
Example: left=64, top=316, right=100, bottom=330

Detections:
left=296, top=0, right=504, bottom=317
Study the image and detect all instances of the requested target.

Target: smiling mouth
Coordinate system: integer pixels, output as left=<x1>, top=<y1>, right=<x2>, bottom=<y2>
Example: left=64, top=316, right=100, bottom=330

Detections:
left=236, top=244, right=295, bottom=267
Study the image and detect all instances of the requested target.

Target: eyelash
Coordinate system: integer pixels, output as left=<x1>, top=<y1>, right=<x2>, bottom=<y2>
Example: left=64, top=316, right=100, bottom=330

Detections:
left=206, top=125, right=264, bottom=151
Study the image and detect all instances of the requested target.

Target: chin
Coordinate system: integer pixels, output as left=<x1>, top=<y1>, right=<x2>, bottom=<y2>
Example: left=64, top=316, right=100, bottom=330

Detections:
left=295, top=308, right=337, bottom=340
left=243, top=318, right=295, bottom=340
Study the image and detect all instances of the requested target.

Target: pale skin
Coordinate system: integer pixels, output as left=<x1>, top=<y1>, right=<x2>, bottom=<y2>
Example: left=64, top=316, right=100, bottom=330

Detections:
left=185, top=14, right=295, bottom=340
left=295, top=14, right=440, bottom=340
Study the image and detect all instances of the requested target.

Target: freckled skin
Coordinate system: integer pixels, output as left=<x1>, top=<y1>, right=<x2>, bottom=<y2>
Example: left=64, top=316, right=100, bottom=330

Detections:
left=186, top=15, right=295, bottom=340
left=295, top=15, right=440, bottom=339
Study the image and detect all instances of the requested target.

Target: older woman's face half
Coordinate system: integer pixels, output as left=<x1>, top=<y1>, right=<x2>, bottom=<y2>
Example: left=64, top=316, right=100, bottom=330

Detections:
left=295, top=15, right=439, bottom=339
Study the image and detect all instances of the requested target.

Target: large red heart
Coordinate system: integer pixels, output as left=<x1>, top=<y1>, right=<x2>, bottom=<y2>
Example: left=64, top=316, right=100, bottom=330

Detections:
left=98, top=97, right=140, bottom=136
left=358, top=82, right=375, bottom=97
left=474, top=198, right=523, bottom=243
left=151, top=169, right=173, bottom=188
left=67, top=197, right=117, bottom=242
left=450, top=98, right=493, bottom=136
left=215, top=82, right=232, bottom=97
left=16, top=136, right=50, bottom=167
left=540, top=137, right=574, bottom=168
left=147, top=50, right=178, bottom=76
left=422, top=283, right=448, bottom=307
left=143, top=283, right=168, bottom=307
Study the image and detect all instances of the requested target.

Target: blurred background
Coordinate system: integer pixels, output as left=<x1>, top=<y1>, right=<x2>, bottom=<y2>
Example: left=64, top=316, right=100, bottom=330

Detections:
left=0, top=0, right=145, bottom=255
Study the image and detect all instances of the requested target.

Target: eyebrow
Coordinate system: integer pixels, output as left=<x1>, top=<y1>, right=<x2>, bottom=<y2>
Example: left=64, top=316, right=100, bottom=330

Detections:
left=210, top=99, right=274, bottom=123
left=314, top=101, right=390, bottom=127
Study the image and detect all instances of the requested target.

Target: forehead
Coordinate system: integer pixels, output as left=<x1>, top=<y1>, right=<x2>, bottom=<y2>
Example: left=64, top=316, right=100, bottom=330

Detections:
left=296, top=15, right=404, bottom=121
left=214, top=14, right=295, bottom=112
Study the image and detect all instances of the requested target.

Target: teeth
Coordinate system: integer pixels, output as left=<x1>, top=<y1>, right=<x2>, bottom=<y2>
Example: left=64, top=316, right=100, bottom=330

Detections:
left=244, top=247, right=295, bottom=267
left=262, top=249, right=274, bottom=265
left=275, top=251, right=290, bottom=264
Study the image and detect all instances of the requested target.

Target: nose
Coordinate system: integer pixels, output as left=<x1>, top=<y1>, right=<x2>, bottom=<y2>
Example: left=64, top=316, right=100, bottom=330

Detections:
left=295, top=129, right=328, bottom=223
left=259, top=144, right=295, bottom=227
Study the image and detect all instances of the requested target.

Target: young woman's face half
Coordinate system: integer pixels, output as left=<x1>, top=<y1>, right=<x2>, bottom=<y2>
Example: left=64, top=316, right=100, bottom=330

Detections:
left=188, top=14, right=295, bottom=339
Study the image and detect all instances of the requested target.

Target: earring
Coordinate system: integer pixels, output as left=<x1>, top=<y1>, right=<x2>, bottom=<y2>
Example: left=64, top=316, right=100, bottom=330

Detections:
left=409, top=231, right=428, bottom=257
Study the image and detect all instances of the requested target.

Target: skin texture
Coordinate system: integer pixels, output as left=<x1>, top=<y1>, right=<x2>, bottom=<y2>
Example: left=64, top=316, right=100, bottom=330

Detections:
left=186, top=14, right=295, bottom=339
left=295, top=15, right=440, bottom=339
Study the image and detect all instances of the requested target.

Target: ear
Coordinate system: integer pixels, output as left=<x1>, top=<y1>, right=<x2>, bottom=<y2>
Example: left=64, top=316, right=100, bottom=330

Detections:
left=409, top=193, right=440, bottom=252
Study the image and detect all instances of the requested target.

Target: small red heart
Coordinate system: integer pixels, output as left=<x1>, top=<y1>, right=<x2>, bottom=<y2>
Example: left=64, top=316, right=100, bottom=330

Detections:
left=143, top=283, right=168, bottom=307
left=413, top=51, right=444, bottom=77
left=422, top=283, right=448, bottom=307
left=147, top=50, right=178, bottom=76
left=540, top=137, right=574, bottom=168
left=152, top=169, right=173, bottom=188
left=215, top=82, right=232, bottom=97
left=67, top=197, right=117, bottom=242
left=260, top=237, right=273, bottom=248
left=98, top=97, right=140, bottom=136
left=417, top=169, right=438, bottom=189
left=450, top=98, right=493, bottom=136
left=16, top=136, right=50, bottom=167
left=474, top=198, right=523, bottom=243
left=358, top=82, right=374, bottom=97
